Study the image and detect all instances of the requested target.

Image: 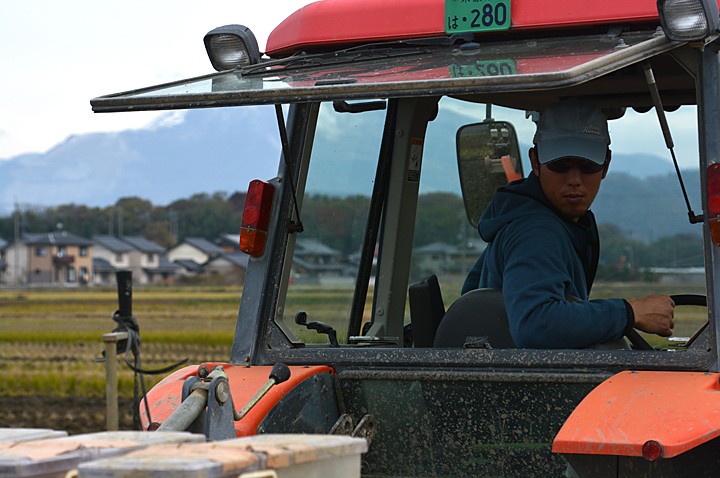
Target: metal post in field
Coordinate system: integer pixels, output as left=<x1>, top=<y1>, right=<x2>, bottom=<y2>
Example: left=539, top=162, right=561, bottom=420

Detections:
left=103, top=269, right=134, bottom=431
left=103, top=331, right=128, bottom=431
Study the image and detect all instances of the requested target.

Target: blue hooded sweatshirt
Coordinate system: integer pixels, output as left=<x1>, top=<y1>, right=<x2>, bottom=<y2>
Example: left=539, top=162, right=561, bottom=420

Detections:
left=462, top=173, right=633, bottom=348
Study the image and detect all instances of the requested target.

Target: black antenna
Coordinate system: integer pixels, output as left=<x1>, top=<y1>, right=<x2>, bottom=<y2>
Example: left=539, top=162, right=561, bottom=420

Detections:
left=274, top=104, right=304, bottom=233
left=642, top=62, right=702, bottom=224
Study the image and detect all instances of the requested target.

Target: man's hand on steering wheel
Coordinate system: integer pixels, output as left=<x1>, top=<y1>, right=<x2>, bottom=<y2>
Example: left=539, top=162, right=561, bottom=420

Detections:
left=629, top=294, right=675, bottom=337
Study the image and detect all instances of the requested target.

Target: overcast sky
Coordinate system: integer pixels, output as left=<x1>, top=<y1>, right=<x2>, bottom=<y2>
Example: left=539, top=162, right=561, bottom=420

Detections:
left=0, top=1, right=315, bottom=159
left=0, top=1, right=701, bottom=168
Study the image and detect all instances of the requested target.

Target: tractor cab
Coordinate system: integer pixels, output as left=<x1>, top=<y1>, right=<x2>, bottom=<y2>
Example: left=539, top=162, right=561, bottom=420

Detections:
left=92, top=0, right=720, bottom=476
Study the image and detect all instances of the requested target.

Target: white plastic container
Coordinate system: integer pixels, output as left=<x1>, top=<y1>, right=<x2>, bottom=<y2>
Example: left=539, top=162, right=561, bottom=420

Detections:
left=0, top=429, right=67, bottom=442
left=78, top=434, right=368, bottom=478
left=0, top=430, right=204, bottom=478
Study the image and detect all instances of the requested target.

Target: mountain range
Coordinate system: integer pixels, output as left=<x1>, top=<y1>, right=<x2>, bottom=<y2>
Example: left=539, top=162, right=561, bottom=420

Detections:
left=0, top=106, right=701, bottom=243
left=0, top=107, right=282, bottom=215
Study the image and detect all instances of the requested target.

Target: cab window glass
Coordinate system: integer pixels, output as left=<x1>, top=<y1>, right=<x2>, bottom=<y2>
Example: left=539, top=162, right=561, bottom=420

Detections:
left=408, top=98, right=493, bottom=312
left=280, top=101, right=385, bottom=344
left=414, top=99, right=706, bottom=348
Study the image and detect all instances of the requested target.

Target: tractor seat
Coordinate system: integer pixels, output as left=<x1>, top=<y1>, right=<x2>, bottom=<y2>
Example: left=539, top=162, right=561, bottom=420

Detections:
left=432, top=288, right=516, bottom=349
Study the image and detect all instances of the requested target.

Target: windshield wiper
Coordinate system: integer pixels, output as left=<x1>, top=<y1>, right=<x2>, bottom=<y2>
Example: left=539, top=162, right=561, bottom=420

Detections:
left=240, top=34, right=474, bottom=76
left=241, top=46, right=431, bottom=76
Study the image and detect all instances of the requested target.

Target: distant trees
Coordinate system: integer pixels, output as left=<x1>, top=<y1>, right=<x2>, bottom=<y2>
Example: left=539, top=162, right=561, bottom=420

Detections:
left=0, top=192, right=704, bottom=276
left=0, top=192, right=243, bottom=247
left=301, top=195, right=371, bottom=256
left=596, top=224, right=702, bottom=281
left=414, top=192, right=468, bottom=247
left=166, top=192, right=243, bottom=243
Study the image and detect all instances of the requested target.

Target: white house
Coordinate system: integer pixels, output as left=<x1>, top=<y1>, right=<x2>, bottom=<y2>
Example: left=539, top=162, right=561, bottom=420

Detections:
left=92, top=235, right=134, bottom=285
left=119, top=236, right=176, bottom=285
left=204, top=252, right=250, bottom=284
left=167, top=237, right=224, bottom=276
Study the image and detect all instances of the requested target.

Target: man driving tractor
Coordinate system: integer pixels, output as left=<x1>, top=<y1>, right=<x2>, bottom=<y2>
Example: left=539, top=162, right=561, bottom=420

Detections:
left=462, top=99, right=675, bottom=349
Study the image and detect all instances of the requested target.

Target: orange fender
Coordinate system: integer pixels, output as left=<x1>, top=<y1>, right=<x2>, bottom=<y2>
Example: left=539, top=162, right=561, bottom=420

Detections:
left=553, top=370, right=720, bottom=458
left=140, top=363, right=335, bottom=436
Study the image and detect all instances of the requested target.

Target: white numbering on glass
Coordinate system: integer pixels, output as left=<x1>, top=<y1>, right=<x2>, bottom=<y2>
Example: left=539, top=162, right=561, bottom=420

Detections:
left=450, top=60, right=517, bottom=78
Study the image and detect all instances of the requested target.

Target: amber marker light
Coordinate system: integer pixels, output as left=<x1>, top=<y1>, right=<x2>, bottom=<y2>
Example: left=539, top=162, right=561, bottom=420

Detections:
left=240, top=180, right=275, bottom=257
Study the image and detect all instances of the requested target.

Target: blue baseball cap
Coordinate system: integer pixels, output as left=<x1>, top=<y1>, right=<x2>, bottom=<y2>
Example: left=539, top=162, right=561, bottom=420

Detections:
left=533, top=99, right=611, bottom=166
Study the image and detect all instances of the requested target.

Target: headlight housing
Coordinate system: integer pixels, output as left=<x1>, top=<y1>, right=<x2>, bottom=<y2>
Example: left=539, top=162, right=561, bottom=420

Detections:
left=658, top=0, right=720, bottom=41
left=204, top=25, right=260, bottom=71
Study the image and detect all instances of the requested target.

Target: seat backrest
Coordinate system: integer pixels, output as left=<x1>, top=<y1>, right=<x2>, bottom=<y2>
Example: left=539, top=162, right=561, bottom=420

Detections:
left=408, top=275, right=446, bottom=347
left=432, top=288, right=516, bottom=348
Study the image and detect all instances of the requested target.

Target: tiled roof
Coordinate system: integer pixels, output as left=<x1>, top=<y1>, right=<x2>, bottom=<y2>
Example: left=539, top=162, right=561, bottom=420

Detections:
left=295, top=238, right=341, bottom=256
left=23, top=231, right=93, bottom=246
left=92, top=257, right=116, bottom=273
left=174, top=259, right=204, bottom=273
left=121, top=236, right=165, bottom=253
left=413, top=242, right=458, bottom=254
left=177, top=237, right=224, bottom=255
left=143, top=255, right=179, bottom=274
left=92, top=235, right=134, bottom=253
left=218, top=233, right=240, bottom=246
left=292, top=256, right=353, bottom=274
left=208, top=252, right=250, bottom=269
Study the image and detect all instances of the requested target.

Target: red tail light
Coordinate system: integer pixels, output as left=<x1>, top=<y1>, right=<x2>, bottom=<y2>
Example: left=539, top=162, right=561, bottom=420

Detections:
left=707, top=163, right=720, bottom=245
left=240, top=180, right=274, bottom=257
left=641, top=440, right=664, bottom=461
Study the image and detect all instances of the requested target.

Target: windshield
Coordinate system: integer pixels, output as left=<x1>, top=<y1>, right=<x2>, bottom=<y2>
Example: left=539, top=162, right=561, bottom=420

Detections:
left=276, top=96, right=706, bottom=349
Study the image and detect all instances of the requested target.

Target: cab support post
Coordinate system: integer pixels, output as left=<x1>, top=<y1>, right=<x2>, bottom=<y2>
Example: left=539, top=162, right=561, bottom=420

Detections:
left=698, top=43, right=720, bottom=371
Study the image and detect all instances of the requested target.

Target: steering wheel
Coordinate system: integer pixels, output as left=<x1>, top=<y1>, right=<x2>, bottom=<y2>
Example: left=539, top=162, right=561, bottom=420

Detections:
left=625, top=294, right=707, bottom=350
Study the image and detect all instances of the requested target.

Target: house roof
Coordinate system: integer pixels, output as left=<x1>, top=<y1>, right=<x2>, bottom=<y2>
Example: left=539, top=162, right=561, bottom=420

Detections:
left=92, top=235, right=134, bottom=253
left=23, top=231, right=93, bottom=246
left=121, top=236, right=165, bottom=254
left=207, top=252, right=250, bottom=269
left=143, top=255, right=178, bottom=274
left=174, top=259, right=204, bottom=273
left=172, top=237, right=224, bottom=255
left=218, top=234, right=240, bottom=246
left=414, top=242, right=459, bottom=254
left=460, top=241, right=488, bottom=253
left=292, top=256, right=354, bottom=274
left=295, top=238, right=341, bottom=256
left=92, top=257, right=116, bottom=273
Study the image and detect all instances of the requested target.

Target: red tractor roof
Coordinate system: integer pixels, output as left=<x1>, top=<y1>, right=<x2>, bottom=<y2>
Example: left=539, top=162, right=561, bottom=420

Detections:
left=266, top=0, right=664, bottom=57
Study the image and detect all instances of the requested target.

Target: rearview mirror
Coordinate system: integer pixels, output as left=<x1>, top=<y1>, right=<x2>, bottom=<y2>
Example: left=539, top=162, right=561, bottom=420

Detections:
left=456, top=121, right=523, bottom=227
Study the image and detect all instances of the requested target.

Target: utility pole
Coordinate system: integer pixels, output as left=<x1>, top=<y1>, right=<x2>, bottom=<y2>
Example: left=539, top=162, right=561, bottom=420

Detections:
left=169, top=211, right=179, bottom=243
left=13, top=199, right=20, bottom=286
left=118, top=205, right=124, bottom=238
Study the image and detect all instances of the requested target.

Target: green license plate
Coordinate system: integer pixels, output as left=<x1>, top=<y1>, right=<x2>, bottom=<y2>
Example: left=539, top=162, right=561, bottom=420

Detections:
left=445, top=0, right=511, bottom=34
left=450, top=59, right=517, bottom=78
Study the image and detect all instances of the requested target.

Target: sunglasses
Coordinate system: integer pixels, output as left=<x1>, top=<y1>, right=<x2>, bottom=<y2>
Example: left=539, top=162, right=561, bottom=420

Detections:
left=544, top=158, right=606, bottom=174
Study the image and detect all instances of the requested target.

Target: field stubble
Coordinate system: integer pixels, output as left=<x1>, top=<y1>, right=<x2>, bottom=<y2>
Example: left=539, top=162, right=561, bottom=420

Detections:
left=0, top=281, right=708, bottom=432
left=0, top=286, right=242, bottom=432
